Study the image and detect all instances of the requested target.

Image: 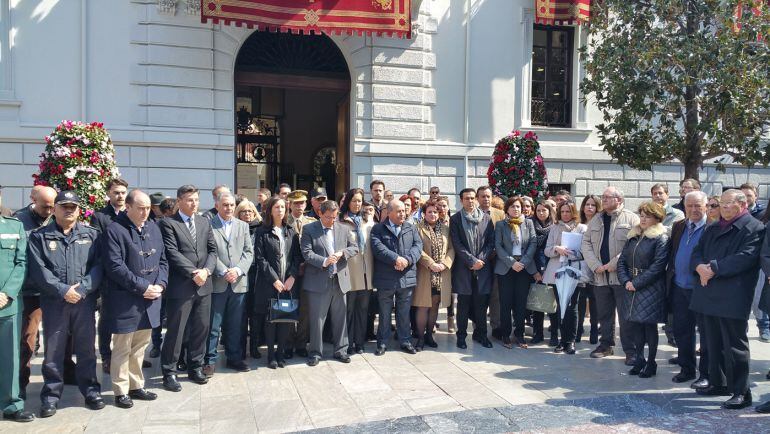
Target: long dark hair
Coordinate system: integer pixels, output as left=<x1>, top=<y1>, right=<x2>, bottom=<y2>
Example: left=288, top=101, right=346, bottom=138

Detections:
left=263, top=196, right=288, bottom=228
left=580, top=194, right=602, bottom=223
left=339, top=188, right=365, bottom=216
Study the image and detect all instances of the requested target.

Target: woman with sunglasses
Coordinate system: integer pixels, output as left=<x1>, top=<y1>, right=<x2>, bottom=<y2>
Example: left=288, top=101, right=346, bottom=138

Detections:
left=617, top=201, right=670, bottom=378
left=707, top=196, right=721, bottom=224
left=542, top=200, right=588, bottom=354
left=235, top=199, right=263, bottom=359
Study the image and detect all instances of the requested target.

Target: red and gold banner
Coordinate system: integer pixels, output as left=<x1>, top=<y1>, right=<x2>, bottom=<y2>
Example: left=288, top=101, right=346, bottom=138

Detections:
left=535, top=0, right=591, bottom=25
left=201, top=0, right=412, bottom=38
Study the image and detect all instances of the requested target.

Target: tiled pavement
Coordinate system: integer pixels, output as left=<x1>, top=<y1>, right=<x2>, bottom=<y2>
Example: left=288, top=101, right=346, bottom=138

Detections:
left=3, top=318, right=770, bottom=433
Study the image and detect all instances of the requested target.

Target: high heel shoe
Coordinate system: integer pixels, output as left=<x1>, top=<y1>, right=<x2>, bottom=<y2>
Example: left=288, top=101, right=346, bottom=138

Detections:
left=424, top=334, right=438, bottom=348
left=628, top=359, right=645, bottom=376
left=415, top=339, right=424, bottom=352
left=639, top=361, right=657, bottom=378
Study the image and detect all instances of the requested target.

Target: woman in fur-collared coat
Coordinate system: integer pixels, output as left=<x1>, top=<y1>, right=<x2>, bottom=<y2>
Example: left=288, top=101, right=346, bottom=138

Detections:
left=617, top=201, right=670, bottom=379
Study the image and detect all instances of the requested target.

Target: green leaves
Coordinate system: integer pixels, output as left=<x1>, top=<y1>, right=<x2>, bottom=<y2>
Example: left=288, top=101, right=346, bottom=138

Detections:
left=581, top=0, right=770, bottom=178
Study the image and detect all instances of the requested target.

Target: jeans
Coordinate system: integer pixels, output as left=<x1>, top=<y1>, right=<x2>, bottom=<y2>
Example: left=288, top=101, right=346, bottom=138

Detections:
left=752, top=270, right=769, bottom=332
left=206, top=289, right=246, bottom=365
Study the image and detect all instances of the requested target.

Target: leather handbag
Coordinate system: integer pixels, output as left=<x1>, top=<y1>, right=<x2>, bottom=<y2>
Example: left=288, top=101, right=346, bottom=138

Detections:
left=269, top=292, right=299, bottom=323
left=526, top=282, right=557, bottom=314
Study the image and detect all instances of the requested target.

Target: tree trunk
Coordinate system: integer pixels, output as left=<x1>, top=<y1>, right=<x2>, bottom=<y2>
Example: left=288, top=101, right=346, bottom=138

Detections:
left=682, top=2, right=701, bottom=182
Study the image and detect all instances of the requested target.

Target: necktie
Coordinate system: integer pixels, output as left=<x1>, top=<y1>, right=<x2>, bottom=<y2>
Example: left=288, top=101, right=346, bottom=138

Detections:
left=324, top=227, right=336, bottom=276
left=686, top=222, right=696, bottom=244
left=188, top=217, right=197, bottom=245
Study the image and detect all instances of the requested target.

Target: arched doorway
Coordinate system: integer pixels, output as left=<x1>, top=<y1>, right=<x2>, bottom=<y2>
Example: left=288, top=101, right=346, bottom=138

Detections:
left=233, top=31, right=351, bottom=202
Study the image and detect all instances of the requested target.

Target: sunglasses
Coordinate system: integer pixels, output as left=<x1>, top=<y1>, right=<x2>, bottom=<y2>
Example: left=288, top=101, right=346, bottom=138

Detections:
left=708, top=204, right=719, bottom=209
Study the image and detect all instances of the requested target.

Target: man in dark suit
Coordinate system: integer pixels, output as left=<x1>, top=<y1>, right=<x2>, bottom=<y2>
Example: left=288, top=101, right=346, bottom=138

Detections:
left=370, top=199, right=422, bottom=355
left=91, top=178, right=129, bottom=373
left=668, top=191, right=710, bottom=388
left=102, top=190, right=167, bottom=408
left=450, top=188, right=495, bottom=349
left=691, top=189, right=765, bottom=409
left=158, top=185, right=217, bottom=392
left=300, top=200, right=358, bottom=366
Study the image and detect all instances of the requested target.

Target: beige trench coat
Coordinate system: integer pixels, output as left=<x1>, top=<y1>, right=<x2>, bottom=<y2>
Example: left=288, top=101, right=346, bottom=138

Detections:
left=414, top=221, right=455, bottom=308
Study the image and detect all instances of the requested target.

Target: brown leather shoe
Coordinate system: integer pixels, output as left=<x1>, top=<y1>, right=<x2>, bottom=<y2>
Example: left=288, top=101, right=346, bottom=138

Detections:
left=202, top=364, right=216, bottom=378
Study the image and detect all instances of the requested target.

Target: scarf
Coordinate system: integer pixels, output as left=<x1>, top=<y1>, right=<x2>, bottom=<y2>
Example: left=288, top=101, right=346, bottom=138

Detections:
left=532, top=216, right=552, bottom=249
left=719, top=209, right=748, bottom=230
left=347, top=212, right=365, bottom=251
left=461, top=207, right=483, bottom=254
left=428, top=221, right=444, bottom=290
left=507, top=215, right=525, bottom=245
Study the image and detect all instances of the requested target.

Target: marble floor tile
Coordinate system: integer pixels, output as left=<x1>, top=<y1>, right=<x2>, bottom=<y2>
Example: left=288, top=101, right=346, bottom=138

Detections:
left=253, top=398, right=313, bottom=432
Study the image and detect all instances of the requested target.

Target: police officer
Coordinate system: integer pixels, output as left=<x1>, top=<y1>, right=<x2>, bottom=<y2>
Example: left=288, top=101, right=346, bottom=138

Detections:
left=0, top=186, right=35, bottom=422
left=27, top=191, right=105, bottom=417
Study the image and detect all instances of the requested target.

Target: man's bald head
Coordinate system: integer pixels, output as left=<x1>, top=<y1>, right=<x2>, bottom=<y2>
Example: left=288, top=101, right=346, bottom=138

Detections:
left=33, top=186, right=57, bottom=219
left=126, top=189, right=151, bottom=227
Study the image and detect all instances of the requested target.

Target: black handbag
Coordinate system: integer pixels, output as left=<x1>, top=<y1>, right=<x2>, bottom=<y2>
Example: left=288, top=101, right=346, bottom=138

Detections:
left=269, top=292, right=299, bottom=323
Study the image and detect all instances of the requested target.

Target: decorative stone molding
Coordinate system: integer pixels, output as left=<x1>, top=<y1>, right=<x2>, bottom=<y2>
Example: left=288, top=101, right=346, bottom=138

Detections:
left=185, top=0, right=201, bottom=15
left=157, top=0, right=177, bottom=15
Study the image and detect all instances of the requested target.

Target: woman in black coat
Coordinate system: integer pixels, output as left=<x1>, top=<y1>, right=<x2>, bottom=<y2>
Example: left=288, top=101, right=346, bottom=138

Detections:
left=253, top=197, right=303, bottom=368
left=617, top=201, right=670, bottom=378
left=236, top=200, right=262, bottom=359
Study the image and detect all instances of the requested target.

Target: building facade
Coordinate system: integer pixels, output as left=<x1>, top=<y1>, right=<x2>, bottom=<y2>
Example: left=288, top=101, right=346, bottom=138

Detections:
left=0, top=0, right=768, bottom=210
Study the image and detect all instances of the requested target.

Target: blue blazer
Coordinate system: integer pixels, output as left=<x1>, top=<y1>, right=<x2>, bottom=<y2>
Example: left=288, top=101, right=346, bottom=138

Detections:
left=370, top=219, right=422, bottom=290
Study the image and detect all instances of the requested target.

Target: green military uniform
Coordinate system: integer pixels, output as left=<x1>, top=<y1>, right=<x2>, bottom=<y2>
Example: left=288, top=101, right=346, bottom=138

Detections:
left=286, top=190, right=316, bottom=355
left=0, top=215, right=27, bottom=416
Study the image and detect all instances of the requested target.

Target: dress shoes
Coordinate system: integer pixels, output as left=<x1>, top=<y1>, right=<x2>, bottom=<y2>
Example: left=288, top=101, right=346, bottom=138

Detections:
left=355, top=345, right=364, bottom=354
left=129, top=389, right=158, bottom=401
left=696, top=385, right=731, bottom=396
left=590, top=346, right=613, bottom=358
left=149, top=345, right=160, bottom=358
left=2, top=410, right=35, bottom=422
left=638, top=361, right=657, bottom=378
left=267, top=360, right=279, bottom=369
left=226, top=360, right=250, bottom=372
left=529, top=335, right=544, bottom=345
left=334, top=352, right=352, bottom=363
left=347, top=346, right=356, bottom=355
left=400, top=343, right=417, bottom=354
left=163, top=374, right=182, bottom=392
left=628, top=361, right=644, bottom=376
left=295, top=348, right=308, bottom=358
left=668, top=356, right=679, bottom=365
left=563, top=342, right=576, bottom=355
left=188, top=368, right=209, bottom=384
left=306, top=356, right=321, bottom=366
left=479, top=337, right=493, bottom=349
left=202, top=364, right=216, bottom=378
left=722, top=391, right=752, bottom=410
left=624, top=354, right=637, bottom=366
left=39, top=403, right=57, bottom=418
left=672, top=371, right=696, bottom=383
left=424, top=335, right=438, bottom=348
left=691, top=377, right=710, bottom=390
left=102, top=359, right=111, bottom=375
left=374, top=345, right=387, bottom=356
left=554, top=344, right=564, bottom=353
left=755, top=400, right=770, bottom=413
left=85, top=395, right=106, bottom=410
left=456, top=338, right=467, bottom=349
left=548, top=335, right=559, bottom=347
left=277, top=360, right=286, bottom=368
left=114, top=395, right=134, bottom=409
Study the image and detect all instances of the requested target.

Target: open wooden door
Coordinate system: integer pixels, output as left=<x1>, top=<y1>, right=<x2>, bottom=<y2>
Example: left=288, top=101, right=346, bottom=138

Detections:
left=336, top=94, right=350, bottom=197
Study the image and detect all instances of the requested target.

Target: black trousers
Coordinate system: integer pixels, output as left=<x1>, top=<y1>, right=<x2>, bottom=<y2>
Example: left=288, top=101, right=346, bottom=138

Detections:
left=264, top=320, right=291, bottom=363
left=40, top=297, right=100, bottom=404
left=498, top=270, right=531, bottom=339
left=671, top=285, right=708, bottom=377
left=151, top=297, right=167, bottom=348
left=97, top=298, right=111, bottom=361
left=557, top=287, right=580, bottom=345
left=242, top=292, right=264, bottom=358
left=594, top=284, right=636, bottom=356
left=577, top=284, right=598, bottom=337
left=456, top=278, right=490, bottom=340
left=161, top=294, right=212, bottom=374
left=703, top=315, right=750, bottom=395
left=346, top=290, right=370, bottom=348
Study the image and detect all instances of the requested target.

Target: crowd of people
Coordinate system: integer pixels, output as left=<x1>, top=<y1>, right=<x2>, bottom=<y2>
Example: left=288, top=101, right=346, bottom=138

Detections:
left=1, top=176, right=770, bottom=423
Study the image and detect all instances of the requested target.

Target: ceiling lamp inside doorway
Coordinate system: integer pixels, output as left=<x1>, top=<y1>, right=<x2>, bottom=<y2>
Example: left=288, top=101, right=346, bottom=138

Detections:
left=201, top=0, right=412, bottom=38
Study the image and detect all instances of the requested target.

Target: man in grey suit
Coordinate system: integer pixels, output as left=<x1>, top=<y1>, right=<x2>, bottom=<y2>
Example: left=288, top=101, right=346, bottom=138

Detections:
left=203, top=192, right=254, bottom=376
left=300, top=200, right=359, bottom=366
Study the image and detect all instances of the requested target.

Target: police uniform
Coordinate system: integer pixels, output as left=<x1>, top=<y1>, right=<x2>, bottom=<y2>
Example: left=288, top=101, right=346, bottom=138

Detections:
left=286, top=190, right=316, bottom=356
left=0, top=213, right=34, bottom=422
left=27, top=191, right=104, bottom=415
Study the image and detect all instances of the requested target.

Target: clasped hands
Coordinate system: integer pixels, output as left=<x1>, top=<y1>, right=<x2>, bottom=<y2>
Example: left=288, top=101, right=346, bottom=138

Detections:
left=223, top=268, right=240, bottom=284
left=554, top=246, right=573, bottom=257
left=64, top=283, right=82, bottom=304
left=594, top=262, right=615, bottom=274
left=471, top=259, right=485, bottom=271
left=273, top=276, right=296, bottom=292
left=429, top=262, right=446, bottom=273
left=143, top=284, right=164, bottom=300
left=323, top=252, right=343, bottom=268
left=192, top=268, right=210, bottom=287
left=696, top=263, right=715, bottom=287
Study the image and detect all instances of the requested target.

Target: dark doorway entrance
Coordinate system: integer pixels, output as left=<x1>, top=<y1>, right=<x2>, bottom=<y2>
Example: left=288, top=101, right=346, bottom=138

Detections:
left=234, top=31, right=351, bottom=202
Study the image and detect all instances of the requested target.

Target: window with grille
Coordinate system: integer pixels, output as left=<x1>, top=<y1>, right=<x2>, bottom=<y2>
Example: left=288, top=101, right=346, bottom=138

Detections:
left=531, top=25, right=573, bottom=128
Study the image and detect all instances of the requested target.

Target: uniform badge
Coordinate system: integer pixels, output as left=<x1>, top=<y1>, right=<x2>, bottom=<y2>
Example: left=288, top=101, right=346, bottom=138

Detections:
left=48, top=241, right=58, bottom=251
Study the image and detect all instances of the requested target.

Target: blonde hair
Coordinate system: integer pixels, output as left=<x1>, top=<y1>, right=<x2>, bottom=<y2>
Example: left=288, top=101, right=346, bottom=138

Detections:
left=235, top=199, right=261, bottom=223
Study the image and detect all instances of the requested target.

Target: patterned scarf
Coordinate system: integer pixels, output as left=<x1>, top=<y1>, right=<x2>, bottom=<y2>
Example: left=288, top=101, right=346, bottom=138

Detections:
left=507, top=215, right=525, bottom=245
left=428, top=221, right=444, bottom=290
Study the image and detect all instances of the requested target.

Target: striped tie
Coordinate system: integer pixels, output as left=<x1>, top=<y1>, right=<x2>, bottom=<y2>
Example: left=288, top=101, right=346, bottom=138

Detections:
left=188, top=217, right=197, bottom=245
